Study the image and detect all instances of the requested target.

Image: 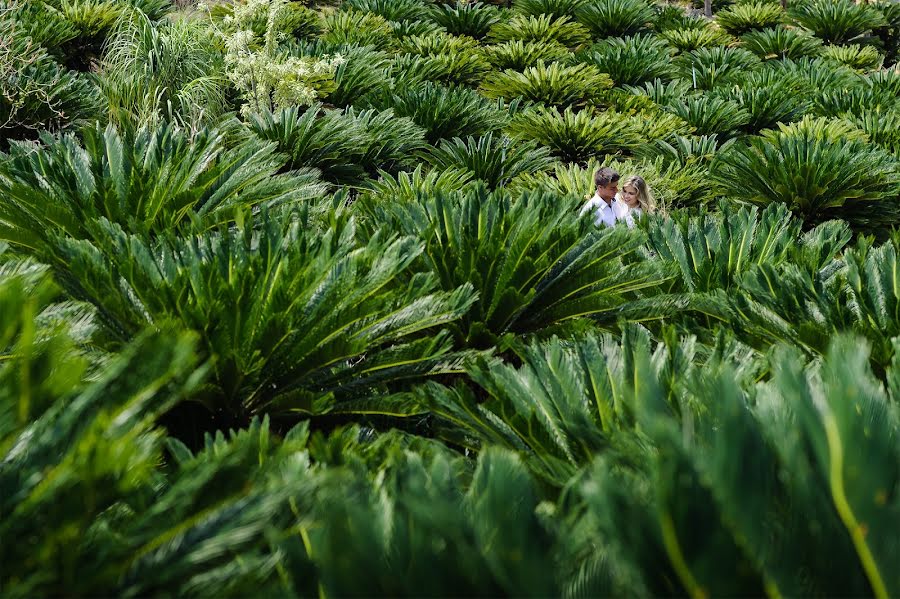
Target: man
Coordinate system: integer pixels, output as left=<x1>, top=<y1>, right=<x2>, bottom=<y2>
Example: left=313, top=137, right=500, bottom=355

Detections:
left=580, top=167, right=627, bottom=228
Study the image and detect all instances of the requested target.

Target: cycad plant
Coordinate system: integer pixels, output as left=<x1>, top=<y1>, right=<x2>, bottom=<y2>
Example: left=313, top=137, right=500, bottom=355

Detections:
left=246, top=104, right=427, bottom=185
left=664, top=96, right=751, bottom=137
left=713, top=116, right=900, bottom=230
left=480, top=60, right=612, bottom=106
left=344, top=0, right=430, bottom=22
left=424, top=132, right=554, bottom=189
left=661, top=25, right=735, bottom=52
left=789, top=0, right=886, bottom=45
left=0, top=122, right=320, bottom=245
left=426, top=1, right=502, bottom=39
left=577, top=33, right=674, bottom=86
left=740, top=25, right=823, bottom=60
left=574, top=0, right=656, bottom=39
left=715, top=69, right=811, bottom=132
left=54, top=210, right=476, bottom=416
left=0, top=1, right=102, bottom=141
left=482, top=39, right=570, bottom=70
left=715, top=1, right=784, bottom=35
left=676, top=46, right=762, bottom=89
left=512, top=0, right=586, bottom=19
left=366, top=81, right=508, bottom=144
left=486, top=14, right=591, bottom=47
left=505, top=105, right=639, bottom=162
left=821, top=43, right=885, bottom=71
left=360, top=186, right=673, bottom=348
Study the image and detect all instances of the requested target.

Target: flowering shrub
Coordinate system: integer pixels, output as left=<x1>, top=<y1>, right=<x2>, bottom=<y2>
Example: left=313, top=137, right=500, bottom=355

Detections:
left=205, top=0, right=343, bottom=117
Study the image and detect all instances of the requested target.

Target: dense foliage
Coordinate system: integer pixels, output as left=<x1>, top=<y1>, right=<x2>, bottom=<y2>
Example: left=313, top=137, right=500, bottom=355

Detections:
left=1, top=0, right=899, bottom=596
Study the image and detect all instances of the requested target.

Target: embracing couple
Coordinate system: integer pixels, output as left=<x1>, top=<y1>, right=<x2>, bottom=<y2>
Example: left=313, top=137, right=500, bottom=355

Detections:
left=580, top=167, right=655, bottom=229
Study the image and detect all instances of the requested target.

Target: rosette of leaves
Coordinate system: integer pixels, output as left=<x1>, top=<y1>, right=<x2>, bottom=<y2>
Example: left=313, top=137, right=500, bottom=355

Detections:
left=788, top=0, right=886, bottom=45
left=768, top=56, right=863, bottom=90
left=424, top=132, right=554, bottom=189
left=343, top=0, right=431, bottom=22
left=813, top=83, right=898, bottom=118
left=0, top=3, right=102, bottom=141
left=660, top=25, right=735, bottom=52
left=480, top=60, right=612, bottom=107
left=715, top=2, right=784, bottom=36
left=360, top=186, right=671, bottom=348
left=636, top=133, right=735, bottom=168
left=50, top=0, right=125, bottom=70
left=366, top=81, right=508, bottom=144
left=512, top=0, right=586, bottom=19
left=664, top=96, right=751, bottom=137
left=486, top=14, right=591, bottom=48
left=321, top=9, right=396, bottom=49
left=392, top=50, right=492, bottom=86
left=361, top=164, right=476, bottom=203
left=295, top=43, right=391, bottom=107
left=626, top=78, right=694, bottom=104
left=574, top=0, right=655, bottom=38
left=740, top=25, right=823, bottom=60
left=675, top=46, right=762, bottom=89
left=0, top=121, right=324, bottom=249
left=247, top=104, right=427, bottom=185
left=393, top=33, right=491, bottom=85
left=506, top=105, right=639, bottom=162
left=820, top=43, right=885, bottom=71
left=482, top=39, right=570, bottom=70
left=847, top=110, right=900, bottom=157
left=577, top=33, right=674, bottom=87
left=714, top=69, right=810, bottom=132
left=389, top=18, right=446, bottom=37
left=713, top=116, right=900, bottom=230
left=427, top=1, right=502, bottom=38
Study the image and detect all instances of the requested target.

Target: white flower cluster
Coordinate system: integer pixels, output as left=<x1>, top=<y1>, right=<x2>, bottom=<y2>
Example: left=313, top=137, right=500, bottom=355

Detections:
left=211, top=0, right=344, bottom=117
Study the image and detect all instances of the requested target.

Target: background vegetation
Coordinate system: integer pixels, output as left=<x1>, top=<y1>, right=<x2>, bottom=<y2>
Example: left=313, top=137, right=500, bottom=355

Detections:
left=1, top=0, right=899, bottom=596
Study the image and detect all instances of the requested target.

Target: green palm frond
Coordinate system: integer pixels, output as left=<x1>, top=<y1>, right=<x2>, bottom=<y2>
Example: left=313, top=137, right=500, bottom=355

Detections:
left=574, top=0, right=655, bottom=39
left=481, top=60, right=612, bottom=107
left=740, top=25, right=823, bottom=60
left=52, top=210, right=476, bottom=416
left=821, top=43, right=885, bottom=71
left=246, top=104, right=426, bottom=185
left=675, top=46, right=762, bottom=89
left=427, top=1, right=502, bottom=38
left=0, top=121, right=321, bottom=249
left=577, top=33, right=674, bottom=86
left=482, top=39, right=570, bottom=70
left=789, top=0, right=886, bottom=45
left=424, top=132, right=554, bottom=189
left=663, top=95, right=751, bottom=137
left=712, top=116, right=900, bottom=230
left=715, top=1, right=784, bottom=35
left=487, top=14, right=591, bottom=47
left=512, top=0, right=586, bottom=19
left=660, top=25, right=735, bottom=52
left=365, top=81, right=508, bottom=144
left=363, top=186, right=673, bottom=347
left=506, top=105, right=639, bottom=162
left=344, top=0, right=430, bottom=22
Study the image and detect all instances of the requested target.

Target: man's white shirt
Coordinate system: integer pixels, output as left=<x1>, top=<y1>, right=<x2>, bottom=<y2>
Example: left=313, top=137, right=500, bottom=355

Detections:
left=580, top=194, right=628, bottom=227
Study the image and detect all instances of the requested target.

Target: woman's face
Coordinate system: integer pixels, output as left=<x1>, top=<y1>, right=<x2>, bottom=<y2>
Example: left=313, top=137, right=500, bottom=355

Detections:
left=622, top=185, right=639, bottom=208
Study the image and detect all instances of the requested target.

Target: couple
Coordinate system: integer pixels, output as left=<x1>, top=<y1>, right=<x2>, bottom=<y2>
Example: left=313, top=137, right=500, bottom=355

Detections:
left=580, top=167, right=655, bottom=229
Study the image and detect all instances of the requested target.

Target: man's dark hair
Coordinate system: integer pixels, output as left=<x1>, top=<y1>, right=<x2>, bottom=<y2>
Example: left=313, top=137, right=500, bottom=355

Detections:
left=594, top=167, right=620, bottom=187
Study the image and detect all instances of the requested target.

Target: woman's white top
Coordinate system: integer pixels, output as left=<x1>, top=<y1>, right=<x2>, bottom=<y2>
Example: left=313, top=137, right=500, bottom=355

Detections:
left=622, top=206, right=643, bottom=229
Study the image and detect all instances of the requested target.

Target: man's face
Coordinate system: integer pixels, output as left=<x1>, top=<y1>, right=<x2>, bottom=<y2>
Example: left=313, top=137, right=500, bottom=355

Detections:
left=597, top=180, right=618, bottom=202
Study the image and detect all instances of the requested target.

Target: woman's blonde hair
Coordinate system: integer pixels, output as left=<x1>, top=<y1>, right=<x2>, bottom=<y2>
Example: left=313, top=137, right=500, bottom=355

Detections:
left=622, top=175, right=657, bottom=214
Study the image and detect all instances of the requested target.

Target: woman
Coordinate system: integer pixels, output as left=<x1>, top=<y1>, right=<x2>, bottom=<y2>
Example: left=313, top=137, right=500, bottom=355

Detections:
left=618, top=175, right=656, bottom=228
